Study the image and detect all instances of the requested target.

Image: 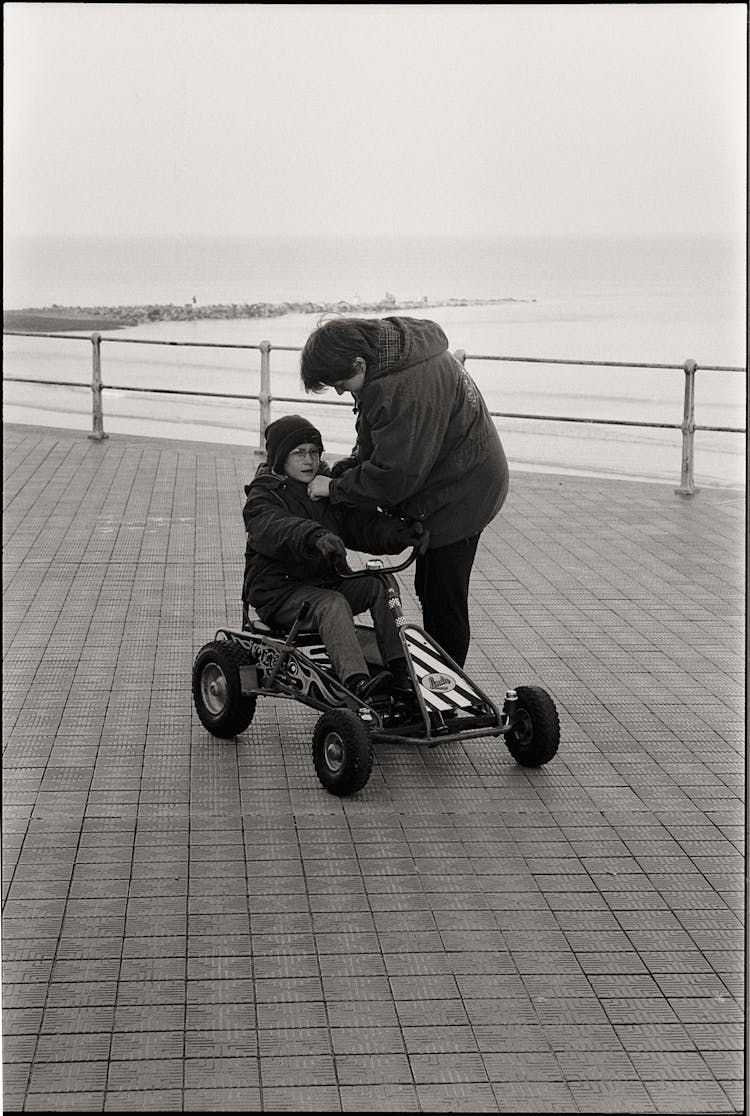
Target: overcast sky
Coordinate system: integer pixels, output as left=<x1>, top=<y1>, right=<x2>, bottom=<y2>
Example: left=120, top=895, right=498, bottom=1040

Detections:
left=4, top=3, right=746, bottom=239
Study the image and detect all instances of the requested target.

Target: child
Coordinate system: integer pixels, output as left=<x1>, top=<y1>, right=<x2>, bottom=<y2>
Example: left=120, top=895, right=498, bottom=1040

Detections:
left=242, top=415, right=419, bottom=700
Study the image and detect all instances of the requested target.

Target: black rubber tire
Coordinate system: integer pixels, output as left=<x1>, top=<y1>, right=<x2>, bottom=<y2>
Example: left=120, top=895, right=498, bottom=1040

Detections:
left=192, top=640, right=257, bottom=738
left=312, top=709, right=374, bottom=796
left=504, top=685, right=560, bottom=767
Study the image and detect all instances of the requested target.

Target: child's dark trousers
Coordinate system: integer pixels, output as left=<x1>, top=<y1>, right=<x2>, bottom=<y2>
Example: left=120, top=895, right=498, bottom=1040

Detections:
left=262, top=576, right=402, bottom=685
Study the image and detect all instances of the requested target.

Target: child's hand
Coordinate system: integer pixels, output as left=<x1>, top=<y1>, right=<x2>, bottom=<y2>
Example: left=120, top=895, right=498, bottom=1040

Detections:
left=314, top=531, right=347, bottom=559
left=308, top=476, right=331, bottom=501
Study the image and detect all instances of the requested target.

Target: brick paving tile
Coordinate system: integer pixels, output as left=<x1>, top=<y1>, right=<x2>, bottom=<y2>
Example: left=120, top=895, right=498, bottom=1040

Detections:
left=644, top=1079, right=738, bottom=1111
left=28, top=1058, right=109, bottom=1093
left=471, top=1025, right=553, bottom=1054
left=257, top=1027, right=330, bottom=1057
left=327, top=999, right=399, bottom=1028
left=107, top=1056, right=184, bottom=1091
left=182, top=1087, right=262, bottom=1110
left=491, top=1080, right=580, bottom=1111
left=258, top=1053, right=337, bottom=1087
left=410, top=1050, right=489, bottom=1083
left=402, top=1023, right=480, bottom=1055
left=331, top=1026, right=406, bottom=1056
left=568, top=1079, right=658, bottom=1112
left=718, top=1080, right=746, bottom=1111
left=334, top=1052, right=413, bottom=1085
left=482, top=1050, right=564, bottom=1083
left=183, top=1055, right=260, bottom=1089
left=183, top=1030, right=257, bottom=1060
left=39, top=1007, right=114, bottom=1034
left=2, top=1065, right=32, bottom=1109
left=387, top=973, right=460, bottom=1000
left=34, top=1032, right=111, bottom=1063
left=339, top=1083, right=421, bottom=1110
left=259, top=1084, right=342, bottom=1110
left=416, top=1081, right=499, bottom=1110
left=103, top=1088, right=183, bottom=1111
left=25, top=1091, right=105, bottom=1111
left=113, top=1003, right=185, bottom=1032
left=255, top=1001, right=326, bottom=1030
left=253, top=954, right=320, bottom=980
left=109, top=1031, right=184, bottom=1060
left=3, top=427, right=745, bottom=1113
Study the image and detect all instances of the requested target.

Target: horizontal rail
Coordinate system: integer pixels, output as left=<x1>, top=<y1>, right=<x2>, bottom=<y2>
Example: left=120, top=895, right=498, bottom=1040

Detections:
left=462, top=353, right=744, bottom=373
left=4, top=375, right=744, bottom=434
left=2, top=329, right=745, bottom=494
left=102, top=338, right=264, bottom=350
left=5, top=376, right=89, bottom=390
left=3, top=330, right=744, bottom=374
left=3, top=330, right=263, bottom=351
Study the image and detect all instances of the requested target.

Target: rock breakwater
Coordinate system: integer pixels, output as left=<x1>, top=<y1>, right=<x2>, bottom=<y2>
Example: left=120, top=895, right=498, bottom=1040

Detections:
left=4, top=294, right=533, bottom=332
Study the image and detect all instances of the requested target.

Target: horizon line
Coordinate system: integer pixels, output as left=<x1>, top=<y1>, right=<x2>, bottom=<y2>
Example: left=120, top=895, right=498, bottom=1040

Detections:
left=4, top=228, right=742, bottom=243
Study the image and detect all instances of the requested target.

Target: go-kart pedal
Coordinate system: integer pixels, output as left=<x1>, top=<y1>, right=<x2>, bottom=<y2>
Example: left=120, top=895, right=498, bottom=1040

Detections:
left=350, top=670, right=392, bottom=702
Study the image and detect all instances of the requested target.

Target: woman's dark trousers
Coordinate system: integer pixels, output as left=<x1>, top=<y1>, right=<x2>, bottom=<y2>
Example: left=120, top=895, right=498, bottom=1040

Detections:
left=414, top=533, right=480, bottom=668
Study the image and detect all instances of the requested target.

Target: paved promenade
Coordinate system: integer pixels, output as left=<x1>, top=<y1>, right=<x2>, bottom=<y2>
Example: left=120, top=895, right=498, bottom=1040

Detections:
left=2, top=424, right=745, bottom=1113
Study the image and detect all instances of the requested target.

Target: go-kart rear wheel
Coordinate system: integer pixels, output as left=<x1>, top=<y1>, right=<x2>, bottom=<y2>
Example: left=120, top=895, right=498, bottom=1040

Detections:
left=192, top=640, right=257, bottom=738
left=504, top=685, right=559, bottom=767
left=312, top=709, right=373, bottom=796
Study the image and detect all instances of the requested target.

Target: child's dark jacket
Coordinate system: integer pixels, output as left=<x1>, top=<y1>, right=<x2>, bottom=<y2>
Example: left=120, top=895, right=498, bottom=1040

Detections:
left=242, top=463, right=416, bottom=620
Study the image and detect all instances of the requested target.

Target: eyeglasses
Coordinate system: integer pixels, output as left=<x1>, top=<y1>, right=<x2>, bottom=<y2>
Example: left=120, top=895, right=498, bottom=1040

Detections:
left=287, top=447, right=321, bottom=460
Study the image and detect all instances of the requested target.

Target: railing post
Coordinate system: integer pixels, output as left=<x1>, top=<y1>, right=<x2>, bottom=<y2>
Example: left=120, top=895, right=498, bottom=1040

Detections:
left=674, top=358, right=699, bottom=496
left=257, top=340, right=272, bottom=456
left=87, top=332, right=108, bottom=441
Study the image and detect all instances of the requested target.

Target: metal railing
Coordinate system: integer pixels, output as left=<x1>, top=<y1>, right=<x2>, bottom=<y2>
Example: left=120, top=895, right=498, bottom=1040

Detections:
left=3, top=330, right=746, bottom=496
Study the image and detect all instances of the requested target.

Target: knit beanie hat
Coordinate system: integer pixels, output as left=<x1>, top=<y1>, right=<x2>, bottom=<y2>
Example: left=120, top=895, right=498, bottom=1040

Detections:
left=264, top=415, right=324, bottom=473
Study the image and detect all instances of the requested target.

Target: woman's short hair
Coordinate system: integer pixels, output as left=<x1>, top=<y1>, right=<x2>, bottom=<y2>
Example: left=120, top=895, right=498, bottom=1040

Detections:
left=300, top=317, right=381, bottom=393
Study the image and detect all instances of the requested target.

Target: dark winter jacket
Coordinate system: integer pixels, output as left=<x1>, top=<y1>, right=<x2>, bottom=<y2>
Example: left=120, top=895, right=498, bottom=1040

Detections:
left=328, top=317, right=509, bottom=547
left=242, top=462, right=418, bottom=620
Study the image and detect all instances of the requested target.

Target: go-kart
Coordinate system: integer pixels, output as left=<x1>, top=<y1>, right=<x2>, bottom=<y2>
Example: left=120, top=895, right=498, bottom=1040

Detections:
left=192, top=547, right=560, bottom=796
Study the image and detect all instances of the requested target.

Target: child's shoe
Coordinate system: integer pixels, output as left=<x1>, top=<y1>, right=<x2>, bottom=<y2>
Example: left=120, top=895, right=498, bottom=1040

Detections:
left=349, top=671, right=392, bottom=701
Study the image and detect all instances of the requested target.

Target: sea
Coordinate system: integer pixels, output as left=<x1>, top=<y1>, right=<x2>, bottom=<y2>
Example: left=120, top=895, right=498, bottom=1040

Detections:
left=3, top=232, right=746, bottom=487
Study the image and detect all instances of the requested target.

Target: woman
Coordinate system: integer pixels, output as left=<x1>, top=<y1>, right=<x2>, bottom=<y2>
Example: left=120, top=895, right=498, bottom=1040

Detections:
left=301, top=315, right=509, bottom=668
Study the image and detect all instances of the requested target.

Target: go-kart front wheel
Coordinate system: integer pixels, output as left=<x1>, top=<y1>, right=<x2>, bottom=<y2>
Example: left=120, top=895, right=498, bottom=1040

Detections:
left=192, top=640, right=257, bottom=738
left=312, top=709, right=373, bottom=796
left=504, top=685, right=559, bottom=767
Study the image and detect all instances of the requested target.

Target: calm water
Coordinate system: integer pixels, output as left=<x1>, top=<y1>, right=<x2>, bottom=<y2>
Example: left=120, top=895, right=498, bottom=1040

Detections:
left=3, top=233, right=746, bottom=486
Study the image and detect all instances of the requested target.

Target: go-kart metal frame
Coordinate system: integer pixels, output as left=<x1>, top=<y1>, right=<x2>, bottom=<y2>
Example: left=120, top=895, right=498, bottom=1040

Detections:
left=192, top=546, right=559, bottom=796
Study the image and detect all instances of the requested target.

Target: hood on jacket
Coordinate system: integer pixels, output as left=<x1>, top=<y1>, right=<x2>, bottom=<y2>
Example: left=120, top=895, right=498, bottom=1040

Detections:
left=372, top=317, right=449, bottom=381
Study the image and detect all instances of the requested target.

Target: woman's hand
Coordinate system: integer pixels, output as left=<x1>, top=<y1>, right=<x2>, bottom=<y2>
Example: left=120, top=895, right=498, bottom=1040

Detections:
left=307, top=475, right=331, bottom=501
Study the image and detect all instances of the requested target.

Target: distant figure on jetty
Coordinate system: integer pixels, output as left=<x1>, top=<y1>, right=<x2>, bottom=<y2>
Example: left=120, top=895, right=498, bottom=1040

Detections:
left=301, top=316, right=509, bottom=667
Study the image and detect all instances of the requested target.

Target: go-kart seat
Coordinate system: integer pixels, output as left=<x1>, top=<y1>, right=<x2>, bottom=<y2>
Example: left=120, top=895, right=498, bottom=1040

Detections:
left=242, top=599, right=291, bottom=638
left=242, top=597, right=324, bottom=643
left=241, top=598, right=383, bottom=666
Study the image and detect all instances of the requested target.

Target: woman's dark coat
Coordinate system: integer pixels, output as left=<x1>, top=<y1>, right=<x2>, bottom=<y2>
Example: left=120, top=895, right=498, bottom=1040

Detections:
left=328, top=316, right=509, bottom=547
